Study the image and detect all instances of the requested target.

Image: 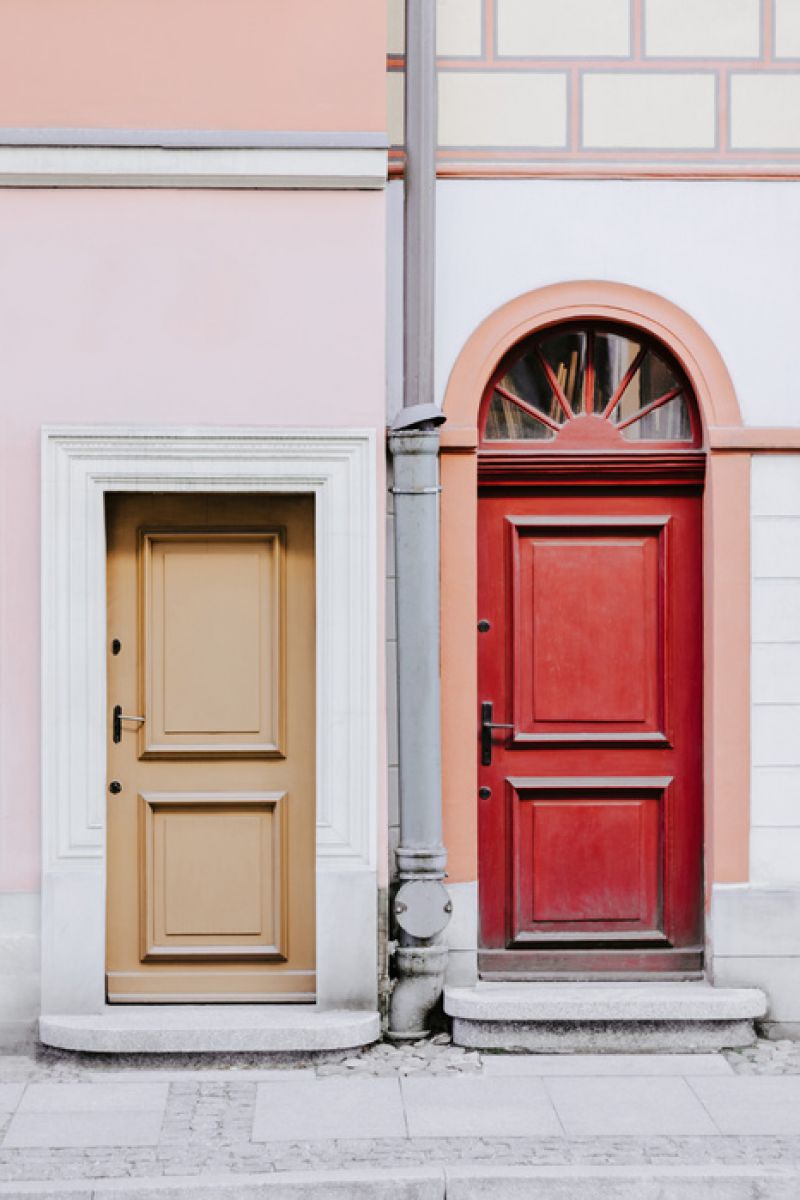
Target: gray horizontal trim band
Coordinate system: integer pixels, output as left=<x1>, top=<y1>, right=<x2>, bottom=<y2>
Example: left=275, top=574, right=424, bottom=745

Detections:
left=0, top=146, right=388, bottom=189
left=0, top=127, right=389, bottom=150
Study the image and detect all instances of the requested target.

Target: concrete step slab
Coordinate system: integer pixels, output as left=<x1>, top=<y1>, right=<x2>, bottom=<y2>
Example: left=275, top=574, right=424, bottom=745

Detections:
left=446, top=982, right=767, bottom=1053
left=446, top=982, right=767, bottom=1022
left=39, top=1006, right=380, bottom=1054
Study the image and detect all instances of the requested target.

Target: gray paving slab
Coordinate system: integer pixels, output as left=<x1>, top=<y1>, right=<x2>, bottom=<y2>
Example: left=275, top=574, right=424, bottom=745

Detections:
left=253, top=1076, right=406, bottom=1141
left=2, top=1109, right=165, bottom=1148
left=17, top=1082, right=169, bottom=1113
left=688, top=1075, right=800, bottom=1135
left=401, top=1074, right=563, bottom=1138
left=0, top=1085, right=24, bottom=1112
left=481, top=1053, right=734, bottom=1077
left=545, top=1076, right=718, bottom=1136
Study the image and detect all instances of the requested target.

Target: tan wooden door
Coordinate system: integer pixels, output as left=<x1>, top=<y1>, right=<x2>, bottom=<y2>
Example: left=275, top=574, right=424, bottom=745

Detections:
left=106, top=493, right=316, bottom=1002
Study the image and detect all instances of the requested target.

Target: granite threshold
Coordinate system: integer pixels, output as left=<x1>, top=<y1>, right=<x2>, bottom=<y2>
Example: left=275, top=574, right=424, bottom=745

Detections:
left=38, top=1005, right=380, bottom=1054
left=446, top=981, right=768, bottom=1053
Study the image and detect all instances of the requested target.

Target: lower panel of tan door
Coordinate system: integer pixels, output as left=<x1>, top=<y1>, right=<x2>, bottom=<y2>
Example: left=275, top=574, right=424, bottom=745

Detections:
left=106, top=792, right=315, bottom=1003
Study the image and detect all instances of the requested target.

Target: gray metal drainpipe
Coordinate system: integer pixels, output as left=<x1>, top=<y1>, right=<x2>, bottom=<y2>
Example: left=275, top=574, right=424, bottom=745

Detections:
left=387, top=0, right=451, bottom=1041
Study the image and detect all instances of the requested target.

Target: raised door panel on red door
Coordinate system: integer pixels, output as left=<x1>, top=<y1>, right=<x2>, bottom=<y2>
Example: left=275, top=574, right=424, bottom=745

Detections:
left=478, top=488, right=703, bottom=975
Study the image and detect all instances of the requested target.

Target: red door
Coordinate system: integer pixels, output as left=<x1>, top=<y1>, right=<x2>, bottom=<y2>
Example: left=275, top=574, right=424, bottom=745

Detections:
left=476, top=321, right=705, bottom=977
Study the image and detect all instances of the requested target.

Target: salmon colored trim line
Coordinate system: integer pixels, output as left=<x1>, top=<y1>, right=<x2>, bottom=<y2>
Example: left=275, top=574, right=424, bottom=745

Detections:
left=632, top=0, right=644, bottom=60
left=569, top=68, right=581, bottom=152
left=433, top=147, right=800, bottom=161
left=763, top=0, right=775, bottom=63
left=709, top=426, right=800, bottom=450
left=718, top=66, right=730, bottom=155
left=439, top=281, right=749, bottom=892
left=442, top=426, right=800, bottom=453
left=387, top=56, right=800, bottom=72
left=484, top=0, right=496, bottom=63
left=704, top=453, right=751, bottom=887
left=440, top=451, right=479, bottom=884
left=388, top=162, right=800, bottom=181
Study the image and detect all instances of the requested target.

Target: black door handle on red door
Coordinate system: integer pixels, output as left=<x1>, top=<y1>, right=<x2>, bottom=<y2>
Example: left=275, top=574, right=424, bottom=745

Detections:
left=480, top=701, right=514, bottom=766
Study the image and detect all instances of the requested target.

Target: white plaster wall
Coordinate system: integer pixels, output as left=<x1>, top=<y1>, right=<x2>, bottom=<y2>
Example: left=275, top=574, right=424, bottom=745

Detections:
left=0, top=895, right=40, bottom=1049
left=722, top=452, right=800, bottom=1029
left=435, top=179, right=800, bottom=428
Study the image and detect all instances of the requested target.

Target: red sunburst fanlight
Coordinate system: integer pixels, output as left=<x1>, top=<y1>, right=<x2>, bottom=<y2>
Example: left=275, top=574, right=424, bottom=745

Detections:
left=481, top=322, right=699, bottom=449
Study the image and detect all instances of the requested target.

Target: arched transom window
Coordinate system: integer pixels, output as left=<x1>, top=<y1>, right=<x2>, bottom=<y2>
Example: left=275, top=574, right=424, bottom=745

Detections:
left=481, top=321, right=700, bottom=448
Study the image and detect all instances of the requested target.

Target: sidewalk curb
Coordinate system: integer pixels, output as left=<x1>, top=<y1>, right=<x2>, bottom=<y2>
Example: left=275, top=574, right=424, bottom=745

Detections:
left=447, top=1164, right=800, bottom=1197
left=0, top=1170, right=443, bottom=1200
left=1, top=1165, right=799, bottom=1199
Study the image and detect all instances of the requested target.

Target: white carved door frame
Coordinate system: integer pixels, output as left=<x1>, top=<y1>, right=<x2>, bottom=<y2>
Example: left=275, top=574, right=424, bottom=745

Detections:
left=41, top=426, right=378, bottom=1016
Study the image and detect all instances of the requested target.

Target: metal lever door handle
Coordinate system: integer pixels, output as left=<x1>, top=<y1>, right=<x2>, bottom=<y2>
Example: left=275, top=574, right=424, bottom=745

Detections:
left=112, top=704, right=145, bottom=744
left=480, top=701, right=514, bottom=767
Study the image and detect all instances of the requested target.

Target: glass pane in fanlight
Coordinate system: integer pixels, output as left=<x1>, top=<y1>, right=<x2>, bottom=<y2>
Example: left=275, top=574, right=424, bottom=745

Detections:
left=538, top=328, right=587, bottom=414
left=484, top=349, right=562, bottom=440
left=613, top=350, right=692, bottom=441
left=593, top=330, right=643, bottom=413
left=620, top=393, right=692, bottom=441
left=484, top=393, right=556, bottom=440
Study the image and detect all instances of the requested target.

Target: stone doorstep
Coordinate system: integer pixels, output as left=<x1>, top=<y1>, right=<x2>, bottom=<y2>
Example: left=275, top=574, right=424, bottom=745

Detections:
left=38, top=1006, right=380, bottom=1054
left=445, top=982, right=768, bottom=1053
left=1, top=1167, right=800, bottom=1199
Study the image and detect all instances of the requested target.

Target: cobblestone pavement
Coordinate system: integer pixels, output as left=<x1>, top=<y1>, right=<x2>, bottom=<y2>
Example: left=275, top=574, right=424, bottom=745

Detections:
left=0, top=1039, right=796, bottom=1184
left=0, top=1032, right=794, bottom=1081
left=2, top=1133, right=800, bottom=1185
left=726, top=1038, right=800, bottom=1075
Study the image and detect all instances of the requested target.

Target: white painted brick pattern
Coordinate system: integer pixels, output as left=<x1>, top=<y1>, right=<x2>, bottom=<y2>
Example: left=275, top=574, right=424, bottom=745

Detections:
left=751, top=456, right=800, bottom=884
left=731, top=75, right=800, bottom=149
left=387, top=0, right=483, bottom=56
left=497, top=0, right=630, bottom=58
left=439, top=72, right=568, bottom=147
left=582, top=74, right=716, bottom=149
left=385, top=0, right=800, bottom=162
left=387, top=0, right=404, bottom=55
left=387, top=72, right=405, bottom=146
left=775, top=0, right=800, bottom=58
left=645, top=0, right=761, bottom=59
left=438, top=0, right=483, bottom=56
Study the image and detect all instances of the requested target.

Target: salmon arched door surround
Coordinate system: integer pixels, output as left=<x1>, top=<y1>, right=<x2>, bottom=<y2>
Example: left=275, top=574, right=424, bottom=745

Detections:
left=442, top=281, right=742, bottom=445
left=440, top=283, right=750, bottom=932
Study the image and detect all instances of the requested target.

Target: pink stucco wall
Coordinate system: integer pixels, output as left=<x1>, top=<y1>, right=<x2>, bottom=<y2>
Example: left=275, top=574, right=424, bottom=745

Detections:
left=0, top=0, right=385, bottom=132
left=0, top=188, right=386, bottom=891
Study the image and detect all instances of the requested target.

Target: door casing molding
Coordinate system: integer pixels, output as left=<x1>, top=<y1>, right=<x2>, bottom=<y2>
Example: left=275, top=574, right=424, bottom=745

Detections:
left=41, top=425, right=378, bottom=1015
